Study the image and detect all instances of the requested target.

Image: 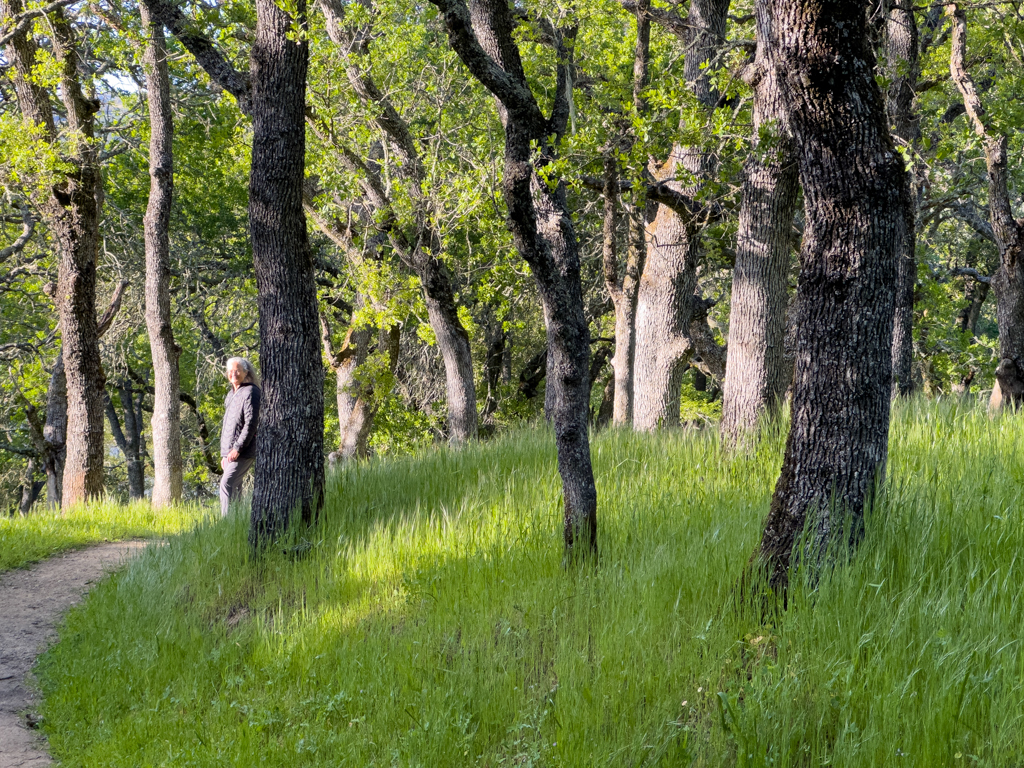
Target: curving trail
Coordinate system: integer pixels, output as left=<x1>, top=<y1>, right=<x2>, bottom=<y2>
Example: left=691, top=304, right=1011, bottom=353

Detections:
left=0, top=542, right=148, bottom=767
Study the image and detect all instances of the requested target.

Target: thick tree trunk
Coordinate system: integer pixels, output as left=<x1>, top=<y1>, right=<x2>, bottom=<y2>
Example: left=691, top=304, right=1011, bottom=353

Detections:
left=756, top=0, right=910, bottom=592
left=321, top=310, right=376, bottom=461
left=248, top=0, right=325, bottom=546
left=141, top=2, right=183, bottom=507
left=885, top=0, right=920, bottom=397
left=946, top=4, right=1024, bottom=407
left=632, top=0, right=729, bottom=430
left=422, top=280, right=478, bottom=442
left=633, top=187, right=701, bottom=429
left=721, top=1, right=799, bottom=443
left=4, top=5, right=106, bottom=509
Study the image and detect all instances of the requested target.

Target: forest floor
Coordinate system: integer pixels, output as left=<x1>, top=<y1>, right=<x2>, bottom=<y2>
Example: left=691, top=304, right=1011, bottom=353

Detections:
left=0, top=542, right=148, bottom=767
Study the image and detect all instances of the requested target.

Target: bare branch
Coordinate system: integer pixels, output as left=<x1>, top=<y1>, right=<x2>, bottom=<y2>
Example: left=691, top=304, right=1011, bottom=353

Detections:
left=0, top=197, right=36, bottom=263
left=951, top=266, right=992, bottom=284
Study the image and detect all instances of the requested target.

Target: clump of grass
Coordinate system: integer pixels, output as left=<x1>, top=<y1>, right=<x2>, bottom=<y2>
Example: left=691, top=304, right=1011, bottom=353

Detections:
left=0, top=499, right=213, bottom=572
left=36, top=399, right=1024, bottom=766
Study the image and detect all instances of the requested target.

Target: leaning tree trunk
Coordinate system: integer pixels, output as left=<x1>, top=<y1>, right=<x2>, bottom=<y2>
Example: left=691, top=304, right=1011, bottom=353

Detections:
left=430, top=0, right=598, bottom=558
left=632, top=0, right=729, bottom=430
left=248, top=0, right=325, bottom=546
left=946, top=3, right=1024, bottom=408
left=756, top=0, right=911, bottom=592
left=885, top=0, right=921, bottom=397
left=721, top=0, right=800, bottom=443
left=141, top=1, right=183, bottom=507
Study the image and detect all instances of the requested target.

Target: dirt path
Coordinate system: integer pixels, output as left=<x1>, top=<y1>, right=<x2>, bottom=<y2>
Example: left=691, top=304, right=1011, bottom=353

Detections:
left=0, top=542, right=148, bottom=768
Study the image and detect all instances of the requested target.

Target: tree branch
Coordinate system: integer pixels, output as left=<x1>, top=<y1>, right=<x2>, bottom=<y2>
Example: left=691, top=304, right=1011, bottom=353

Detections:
left=0, top=0, right=77, bottom=48
left=138, top=0, right=252, bottom=113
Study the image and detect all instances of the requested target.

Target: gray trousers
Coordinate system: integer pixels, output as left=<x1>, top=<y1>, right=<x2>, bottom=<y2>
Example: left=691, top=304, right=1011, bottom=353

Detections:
left=220, top=457, right=255, bottom=517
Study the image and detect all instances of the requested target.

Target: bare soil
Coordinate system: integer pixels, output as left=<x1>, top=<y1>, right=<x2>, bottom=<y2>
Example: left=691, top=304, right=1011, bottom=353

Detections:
left=0, top=542, right=148, bottom=767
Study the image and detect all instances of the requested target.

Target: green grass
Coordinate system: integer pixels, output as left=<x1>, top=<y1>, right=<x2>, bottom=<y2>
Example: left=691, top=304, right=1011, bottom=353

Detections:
left=35, top=398, right=1024, bottom=766
left=0, top=499, right=213, bottom=572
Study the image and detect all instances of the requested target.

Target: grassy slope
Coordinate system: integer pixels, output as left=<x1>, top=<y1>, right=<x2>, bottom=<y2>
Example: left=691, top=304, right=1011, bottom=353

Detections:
left=0, top=501, right=213, bottom=572
left=37, top=400, right=1024, bottom=767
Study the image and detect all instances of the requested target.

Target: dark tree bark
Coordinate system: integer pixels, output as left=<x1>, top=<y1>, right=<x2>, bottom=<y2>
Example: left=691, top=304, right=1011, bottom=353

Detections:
left=885, top=0, right=920, bottom=397
left=946, top=3, right=1024, bottom=408
left=481, top=316, right=507, bottom=421
left=104, top=379, right=146, bottom=500
left=721, top=0, right=800, bottom=443
left=316, top=0, right=479, bottom=443
left=247, top=0, right=325, bottom=545
left=430, top=0, right=597, bottom=558
left=632, top=0, right=730, bottom=430
left=140, top=1, right=183, bottom=507
left=756, top=0, right=911, bottom=592
left=17, top=459, right=44, bottom=516
left=3, top=1, right=106, bottom=509
left=143, top=0, right=327, bottom=544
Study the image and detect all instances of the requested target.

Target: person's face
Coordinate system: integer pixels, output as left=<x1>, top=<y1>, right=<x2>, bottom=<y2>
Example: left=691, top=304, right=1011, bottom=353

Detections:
left=227, top=363, right=246, bottom=388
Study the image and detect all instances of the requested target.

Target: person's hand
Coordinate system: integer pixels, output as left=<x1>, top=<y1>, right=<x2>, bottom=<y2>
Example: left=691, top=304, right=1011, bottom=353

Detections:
left=228, top=448, right=240, bottom=462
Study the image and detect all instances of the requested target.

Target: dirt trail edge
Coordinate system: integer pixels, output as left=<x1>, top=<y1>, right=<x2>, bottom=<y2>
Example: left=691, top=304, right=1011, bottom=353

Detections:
left=0, top=541, right=149, bottom=767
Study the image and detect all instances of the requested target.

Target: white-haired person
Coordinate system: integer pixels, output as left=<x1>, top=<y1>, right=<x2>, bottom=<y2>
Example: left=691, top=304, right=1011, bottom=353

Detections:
left=219, top=356, right=261, bottom=517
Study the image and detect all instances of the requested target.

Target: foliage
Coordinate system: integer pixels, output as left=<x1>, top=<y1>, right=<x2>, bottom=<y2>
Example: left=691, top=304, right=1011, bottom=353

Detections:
left=35, top=400, right=1024, bottom=766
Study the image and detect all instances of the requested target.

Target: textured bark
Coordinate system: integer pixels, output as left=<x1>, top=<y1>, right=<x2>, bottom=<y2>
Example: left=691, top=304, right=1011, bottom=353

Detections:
left=248, top=0, right=326, bottom=545
left=756, top=0, right=910, bottom=592
left=632, top=0, right=729, bottom=430
left=321, top=311, right=376, bottom=461
left=4, top=2, right=106, bottom=509
left=885, top=0, right=920, bottom=397
left=481, top=318, right=506, bottom=421
left=317, top=0, right=478, bottom=443
left=946, top=4, right=1024, bottom=408
left=431, top=0, right=597, bottom=558
left=721, top=0, right=799, bottom=443
left=141, top=1, right=183, bottom=507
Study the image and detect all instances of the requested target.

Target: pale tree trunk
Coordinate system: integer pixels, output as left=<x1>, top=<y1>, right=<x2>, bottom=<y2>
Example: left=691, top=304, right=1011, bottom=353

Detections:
left=632, top=0, right=730, bottom=430
left=141, top=2, right=183, bottom=506
left=756, top=0, right=911, bottom=592
left=248, top=0, right=325, bottom=545
left=605, top=1, right=650, bottom=427
left=946, top=4, right=1024, bottom=408
left=431, top=0, right=598, bottom=558
left=885, top=0, right=920, bottom=397
left=4, top=3, right=106, bottom=509
left=317, top=0, right=478, bottom=443
left=721, top=0, right=799, bottom=443
left=321, top=307, right=386, bottom=461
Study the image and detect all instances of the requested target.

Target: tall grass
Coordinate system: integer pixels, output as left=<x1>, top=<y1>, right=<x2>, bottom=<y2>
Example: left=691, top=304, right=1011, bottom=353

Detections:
left=0, top=499, right=213, bottom=572
left=36, top=399, right=1024, bottom=766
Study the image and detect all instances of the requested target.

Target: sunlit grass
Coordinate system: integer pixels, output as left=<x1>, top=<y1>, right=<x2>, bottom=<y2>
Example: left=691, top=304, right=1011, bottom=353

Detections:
left=36, top=398, right=1024, bottom=766
left=0, top=499, right=213, bottom=572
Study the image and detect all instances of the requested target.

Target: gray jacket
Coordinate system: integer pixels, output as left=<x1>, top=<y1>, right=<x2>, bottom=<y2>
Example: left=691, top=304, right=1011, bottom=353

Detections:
left=220, top=383, right=261, bottom=459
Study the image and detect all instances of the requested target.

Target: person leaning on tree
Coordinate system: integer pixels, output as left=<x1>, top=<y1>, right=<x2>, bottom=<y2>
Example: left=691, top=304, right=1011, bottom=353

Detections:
left=219, top=356, right=261, bottom=517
